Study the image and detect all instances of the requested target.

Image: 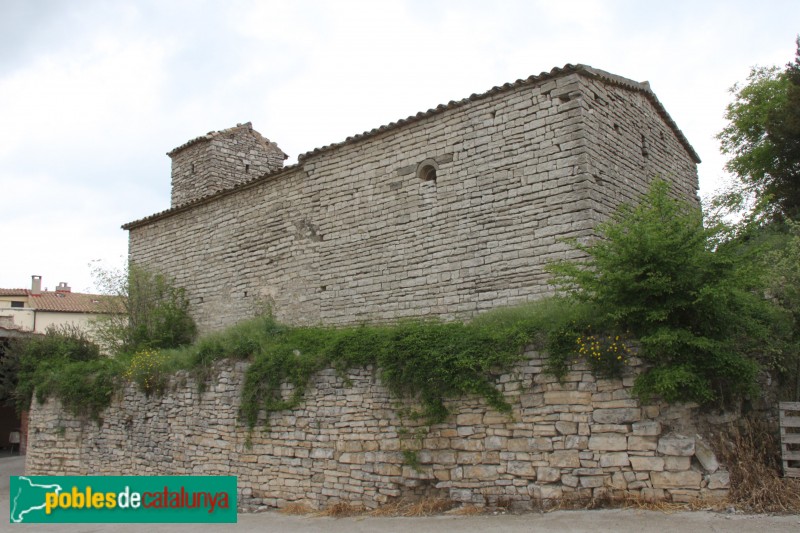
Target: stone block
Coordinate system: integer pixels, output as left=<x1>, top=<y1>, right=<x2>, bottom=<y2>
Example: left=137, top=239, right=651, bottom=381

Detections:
left=539, top=485, right=563, bottom=500
left=693, top=435, right=719, bottom=473
left=456, top=413, right=483, bottom=426
left=549, top=450, right=581, bottom=468
left=629, top=456, right=664, bottom=472
left=485, top=436, right=507, bottom=450
left=374, top=463, right=402, bottom=476
left=657, top=434, right=695, bottom=456
left=670, top=489, right=701, bottom=503
left=599, top=452, right=630, bottom=467
left=507, top=438, right=531, bottom=452
left=707, top=471, right=730, bottom=490
left=555, top=421, right=578, bottom=435
left=640, top=488, right=666, bottom=502
left=463, top=465, right=499, bottom=480
left=650, top=470, right=702, bottom=489
left=507, top=461, right=537, bottom=478
left=664, top=456, right=691, bottom=471
left=580, top=475, right=605, bottom=488
left=565, top=435, right=588, bottom=449
left=627, top=436, right=658, bottom=451
left=537, top=466, right=561, bottom=483
left=544, top=391, right=591, bottom=405
left=561, top=474, right=579, bottom=487
left=588, top=433, right=627, bottom=451
left=592, top=408, right=641, bottom=424
left=631, top=421, right=661, bottom=436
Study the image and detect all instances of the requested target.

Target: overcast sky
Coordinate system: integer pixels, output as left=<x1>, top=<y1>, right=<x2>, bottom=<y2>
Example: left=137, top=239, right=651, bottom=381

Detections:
left=0, top=0, right=797, bottom=293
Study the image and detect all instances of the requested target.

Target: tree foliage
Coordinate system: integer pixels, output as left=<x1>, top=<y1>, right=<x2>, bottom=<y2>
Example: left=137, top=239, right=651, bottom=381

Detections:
left=765, top=220, right=800, bottom=399
left=91, top=263, right=197, bottom=354
left=549, top=180, right=788, bottom=405
left=0, top=325, right=119, bottom=419
left=716, top=38, right=800, bottom=222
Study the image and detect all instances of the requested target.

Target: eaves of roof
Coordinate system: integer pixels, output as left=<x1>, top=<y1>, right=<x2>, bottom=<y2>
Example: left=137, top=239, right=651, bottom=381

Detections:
left=123, top=63, right=700, bottom=231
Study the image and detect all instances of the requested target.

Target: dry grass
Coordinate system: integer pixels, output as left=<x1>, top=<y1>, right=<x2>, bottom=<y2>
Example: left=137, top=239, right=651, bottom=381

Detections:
left=714, top=416, right=800, bottom=513
left=280, top=502, right=313, bottom=515
left=446, top=504, right=485, bottom=515
left=370, top=497, right=454, bottom=517
left=317, top=501, right=364, bottom=517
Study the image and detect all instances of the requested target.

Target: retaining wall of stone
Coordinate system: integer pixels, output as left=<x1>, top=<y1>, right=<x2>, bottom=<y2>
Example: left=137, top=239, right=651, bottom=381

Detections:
left=26, top=350, right=728, bottom=511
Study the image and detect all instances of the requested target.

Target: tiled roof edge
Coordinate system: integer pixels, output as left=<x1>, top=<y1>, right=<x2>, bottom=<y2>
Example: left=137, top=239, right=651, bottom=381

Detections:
left=122, top=163, right=301, bottom=230
left=166, top=122, right=289, bottom=159
left=578, top=66, right=701, bottom=164
left=295, top=64, right=700, bottom=164
left=124, top=63, right=700, bottom=230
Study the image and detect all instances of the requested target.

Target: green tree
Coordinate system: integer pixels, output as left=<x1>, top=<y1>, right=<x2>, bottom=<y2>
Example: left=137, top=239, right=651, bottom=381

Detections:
left=766, top=220, right=800, bottom=400
left=716, top=38, right=800, bottom=222
left=549, top=180, right=787, bottom=405
left=91, top=263, right=197, bottom=354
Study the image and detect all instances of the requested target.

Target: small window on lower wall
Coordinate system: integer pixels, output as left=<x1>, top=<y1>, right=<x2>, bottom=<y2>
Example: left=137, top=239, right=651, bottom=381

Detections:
left=416, top=159, right=439, bottom=182
left=10, top=301, right=24, bottom=308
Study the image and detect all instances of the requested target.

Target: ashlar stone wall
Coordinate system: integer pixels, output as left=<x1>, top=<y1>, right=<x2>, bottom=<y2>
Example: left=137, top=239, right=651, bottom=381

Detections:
left=125, top=66, right=700, bottom=334
left=169, top=122, right=287, bottom=207
left=26, top=351, right=728, bottom=511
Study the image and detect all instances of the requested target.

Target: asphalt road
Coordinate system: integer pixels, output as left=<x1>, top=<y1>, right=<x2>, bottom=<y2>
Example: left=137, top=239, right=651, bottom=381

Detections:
left=3, top=456, right=799, bottom=532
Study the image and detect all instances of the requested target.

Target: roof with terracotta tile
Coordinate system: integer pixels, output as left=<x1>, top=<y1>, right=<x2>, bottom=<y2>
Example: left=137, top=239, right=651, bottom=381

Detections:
left=0, top=289, right=28, bottom=296
left=0, top=289, right=125, bottom=314
left=166, top=121, right=289, bottom=159
left=123, top=64, right=700, bottom=231
left=29, top=291, right=124, bottom=314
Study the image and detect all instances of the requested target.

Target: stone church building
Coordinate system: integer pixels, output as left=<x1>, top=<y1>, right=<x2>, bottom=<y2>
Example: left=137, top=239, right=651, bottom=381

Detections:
left=123, top=64, right=700, bottom=334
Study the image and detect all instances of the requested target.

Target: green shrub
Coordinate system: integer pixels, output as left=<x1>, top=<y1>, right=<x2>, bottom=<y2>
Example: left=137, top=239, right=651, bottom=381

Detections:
left=548, top=179, right=784, bottom=405
left=5, top=325, right=120, bottom=419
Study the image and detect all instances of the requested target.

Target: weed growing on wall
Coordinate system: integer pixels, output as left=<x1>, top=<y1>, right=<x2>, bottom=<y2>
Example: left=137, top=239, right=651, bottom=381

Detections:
left=123, top=348, right=170, bottom=395
left=191, top=314, right=531, bottom=431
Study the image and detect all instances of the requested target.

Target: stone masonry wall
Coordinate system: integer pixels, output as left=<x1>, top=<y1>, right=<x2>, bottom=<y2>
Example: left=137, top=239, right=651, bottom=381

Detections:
left=127, top=68, right=699, bottom=334
left=26, top=351, right=729, bottom=511
left=169, top=122, right=286, bottom=207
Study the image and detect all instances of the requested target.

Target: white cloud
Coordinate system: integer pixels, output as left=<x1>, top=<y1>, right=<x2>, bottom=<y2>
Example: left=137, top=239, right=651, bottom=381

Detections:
left=1, top=0, right=798, bottom=291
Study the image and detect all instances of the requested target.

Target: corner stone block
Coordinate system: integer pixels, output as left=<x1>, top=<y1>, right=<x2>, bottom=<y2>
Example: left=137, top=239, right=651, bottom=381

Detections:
left=592, top=408, right=641, bottom=424
left=657, top=433, right=695, bottom=456
left=650, top=470, right=702, bottom=489
left=588, top=433, right=627, bottom=451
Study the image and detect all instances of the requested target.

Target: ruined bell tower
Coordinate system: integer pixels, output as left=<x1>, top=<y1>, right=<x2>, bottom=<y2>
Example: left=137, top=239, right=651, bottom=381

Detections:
left=167, top=122, right=287, bottom=207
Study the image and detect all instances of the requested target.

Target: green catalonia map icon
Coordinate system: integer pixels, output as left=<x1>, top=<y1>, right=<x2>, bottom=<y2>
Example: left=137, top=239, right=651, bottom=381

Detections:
left=10, top=476, right=63, bottom=523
